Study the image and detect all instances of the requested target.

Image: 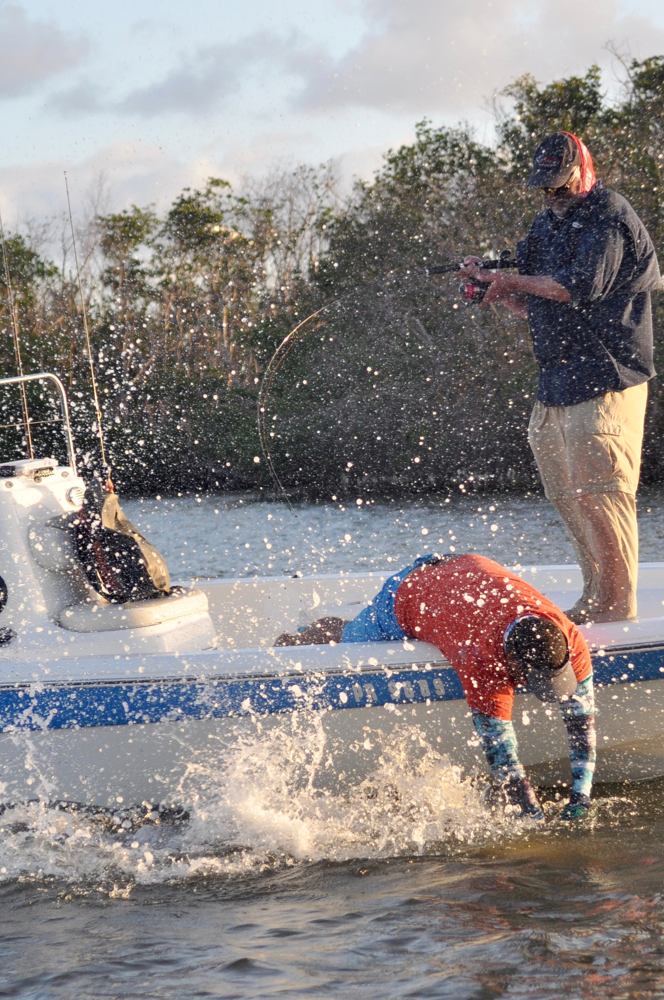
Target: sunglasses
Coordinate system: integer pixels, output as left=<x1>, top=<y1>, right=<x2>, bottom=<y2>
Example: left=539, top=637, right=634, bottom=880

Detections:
left=542, top=182, right=575, bottom=197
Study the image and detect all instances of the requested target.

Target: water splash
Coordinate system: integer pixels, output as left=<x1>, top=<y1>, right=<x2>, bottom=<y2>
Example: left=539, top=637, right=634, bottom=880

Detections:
left=0, top=719, right=599, bottom=895
left=211, top=717, right=491, bottom=862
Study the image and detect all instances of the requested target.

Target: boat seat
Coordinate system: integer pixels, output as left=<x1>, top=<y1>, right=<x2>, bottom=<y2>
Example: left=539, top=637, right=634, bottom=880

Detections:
left=58, top=586, right=209, bottom=633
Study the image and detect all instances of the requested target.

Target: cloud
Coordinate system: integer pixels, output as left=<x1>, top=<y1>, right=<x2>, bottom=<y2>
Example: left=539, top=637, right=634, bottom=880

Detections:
left=46, top=79, right=107, bottom=116
left=116, top=50, right=241, bottom=117
left=115, top=30, right=314, bottom=118
left=289, top=0, right=664, bottom=115
left=0, top=122, right=349, bottom=237
left=0, top=137, right=277, bottom=238
left=0, top=3, right=89, bottom=97
left=45, top=30, right=319, bottom=120
left=0, top=143, right=172, bottom=232
left=47, top=0, right=664, bottom=127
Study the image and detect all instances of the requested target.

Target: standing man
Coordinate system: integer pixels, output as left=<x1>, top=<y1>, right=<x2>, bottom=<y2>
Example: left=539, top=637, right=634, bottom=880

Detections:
left=275, top=553, right=596, bottom=822
left=462, top=132, right=661, bottom=623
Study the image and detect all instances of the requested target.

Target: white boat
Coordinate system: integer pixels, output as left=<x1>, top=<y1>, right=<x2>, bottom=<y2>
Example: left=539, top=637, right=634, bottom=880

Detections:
left=1, top=373, right=664, bottom=811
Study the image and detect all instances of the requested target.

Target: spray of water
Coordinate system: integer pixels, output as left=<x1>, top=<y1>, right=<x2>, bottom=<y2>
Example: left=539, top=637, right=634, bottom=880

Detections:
left=0, top=724, right=489, bottom=889
left=0, top=717, right=620, bottom=896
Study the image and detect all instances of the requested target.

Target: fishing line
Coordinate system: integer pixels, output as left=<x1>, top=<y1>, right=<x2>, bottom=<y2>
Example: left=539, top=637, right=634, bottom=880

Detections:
left=64, top=172, right=112, bottom=484
left=257, top=267, right=434, bottom=504
left=0, top=211, right=34, bottom=457
left=256, top=269, right=434, bottom=568
left=257, top=294, right=354, bottom=568
left=257, top=296, right=346, bottom=512
left=257, top=249, right=510, bottom=495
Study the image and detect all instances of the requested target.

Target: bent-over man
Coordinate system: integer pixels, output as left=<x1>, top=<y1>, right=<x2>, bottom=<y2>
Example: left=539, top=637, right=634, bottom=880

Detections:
left=276, top=553, right=596, bottom=821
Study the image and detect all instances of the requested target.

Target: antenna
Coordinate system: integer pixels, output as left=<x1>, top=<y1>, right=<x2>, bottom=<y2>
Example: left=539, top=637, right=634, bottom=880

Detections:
left=64, top=172, right=111, bottom=485
left=0, top=210, right=34, bottom=457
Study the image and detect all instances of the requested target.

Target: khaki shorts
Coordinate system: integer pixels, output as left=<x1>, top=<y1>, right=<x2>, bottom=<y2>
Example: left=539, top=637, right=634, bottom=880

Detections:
left=528, top=383, right=648, bottom=501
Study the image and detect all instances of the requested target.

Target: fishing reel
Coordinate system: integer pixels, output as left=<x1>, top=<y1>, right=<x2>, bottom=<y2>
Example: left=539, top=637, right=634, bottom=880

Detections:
left=459, top=276, right=488, bottom=305
left=458, top=250, right=516, bottom=306
left=426, top=250, right=516, bottom=306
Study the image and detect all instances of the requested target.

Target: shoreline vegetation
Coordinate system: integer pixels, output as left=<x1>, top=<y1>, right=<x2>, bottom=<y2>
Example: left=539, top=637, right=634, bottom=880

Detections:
left=1, top=59, right=663, bottom=500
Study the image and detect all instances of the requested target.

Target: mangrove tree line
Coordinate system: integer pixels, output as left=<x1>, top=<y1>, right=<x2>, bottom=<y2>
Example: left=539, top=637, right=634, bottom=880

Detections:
left=1, top=56, right=663, bottom=498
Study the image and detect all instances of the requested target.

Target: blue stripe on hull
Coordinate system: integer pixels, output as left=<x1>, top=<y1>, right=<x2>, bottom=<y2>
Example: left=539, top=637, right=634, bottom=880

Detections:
left=0, top=647, right=662, bottom=734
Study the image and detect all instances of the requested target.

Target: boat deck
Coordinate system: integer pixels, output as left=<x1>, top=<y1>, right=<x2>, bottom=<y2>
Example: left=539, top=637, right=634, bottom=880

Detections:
left=197, top=562, right=664, bottom=653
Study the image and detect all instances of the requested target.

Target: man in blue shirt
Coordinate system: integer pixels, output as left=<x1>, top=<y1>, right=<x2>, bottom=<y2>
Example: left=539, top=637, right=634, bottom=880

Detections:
left=461, top=132, right=660, bottom=623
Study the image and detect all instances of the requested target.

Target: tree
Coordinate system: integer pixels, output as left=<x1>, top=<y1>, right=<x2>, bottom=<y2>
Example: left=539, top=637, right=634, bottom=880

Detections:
left=2, top=56, right=664, bottom=496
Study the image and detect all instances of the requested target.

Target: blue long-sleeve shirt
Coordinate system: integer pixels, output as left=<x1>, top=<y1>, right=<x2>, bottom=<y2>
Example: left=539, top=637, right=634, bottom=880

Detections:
left=517, top=183, right=660, bottom=406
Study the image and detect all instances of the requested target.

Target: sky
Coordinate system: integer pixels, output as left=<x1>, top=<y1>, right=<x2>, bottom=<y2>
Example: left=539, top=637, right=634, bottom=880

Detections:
left=1, top=0, right=664, bottom=231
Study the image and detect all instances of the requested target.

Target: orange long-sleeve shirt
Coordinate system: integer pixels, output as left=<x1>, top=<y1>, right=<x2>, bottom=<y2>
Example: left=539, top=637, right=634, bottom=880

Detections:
left=394, top=554, right=591, bottom=720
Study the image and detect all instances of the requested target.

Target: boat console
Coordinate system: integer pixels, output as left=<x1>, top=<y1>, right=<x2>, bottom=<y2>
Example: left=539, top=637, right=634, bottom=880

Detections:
left=0, top=375, right=216, bottom=660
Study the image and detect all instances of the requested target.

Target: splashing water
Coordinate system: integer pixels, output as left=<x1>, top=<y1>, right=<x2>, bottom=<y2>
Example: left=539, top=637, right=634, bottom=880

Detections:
left=0, top=718, right=550, bottom=895
left=213, top=718, right=492, bottom=861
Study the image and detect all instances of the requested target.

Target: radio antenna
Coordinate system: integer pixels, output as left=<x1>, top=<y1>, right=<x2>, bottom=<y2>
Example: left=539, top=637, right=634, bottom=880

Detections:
left=64, top=172, right=111, bottom=485
left=0, top=210, right=34, bottom=458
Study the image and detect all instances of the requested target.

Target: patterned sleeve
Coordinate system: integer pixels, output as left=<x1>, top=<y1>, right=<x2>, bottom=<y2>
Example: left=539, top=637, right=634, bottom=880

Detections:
left=558, top=676, right=596, bottom=803
left=472, top=711, right=543, bottom=818
left=473, top=677, right=596, bottom=819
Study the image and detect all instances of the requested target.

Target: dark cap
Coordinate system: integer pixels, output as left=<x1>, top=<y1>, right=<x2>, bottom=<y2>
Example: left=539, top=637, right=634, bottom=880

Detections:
left=503, top=615, right=577, bottom=703
left=527, top=132, right=580, bottom=188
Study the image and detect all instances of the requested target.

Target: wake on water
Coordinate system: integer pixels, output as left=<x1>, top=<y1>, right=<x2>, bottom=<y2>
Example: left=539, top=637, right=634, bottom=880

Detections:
left=0, top=718, right=631, bottom=896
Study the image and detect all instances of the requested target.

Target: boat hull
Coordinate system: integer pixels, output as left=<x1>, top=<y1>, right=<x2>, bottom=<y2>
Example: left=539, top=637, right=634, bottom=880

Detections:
left=2, top=643, right=664, bottom=809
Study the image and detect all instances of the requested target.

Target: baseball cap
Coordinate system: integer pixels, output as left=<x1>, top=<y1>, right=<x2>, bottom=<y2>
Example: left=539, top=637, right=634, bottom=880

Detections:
left=503, top=615, right=577, bottom=702
left=527, top=133, right=580, bottom=188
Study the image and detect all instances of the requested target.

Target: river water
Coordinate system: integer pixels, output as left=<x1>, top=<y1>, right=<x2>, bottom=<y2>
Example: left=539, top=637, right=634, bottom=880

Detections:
left=1, top=490, right=664, bottom=999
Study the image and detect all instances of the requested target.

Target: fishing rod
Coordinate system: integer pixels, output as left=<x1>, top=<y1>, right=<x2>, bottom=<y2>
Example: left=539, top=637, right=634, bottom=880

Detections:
left=64, top=172, right=112, bottom=487
left=0, top=211, right=34, bottom=458
left=62, top=175, right=172, bottom=603
left=425, top=250, right=516, bottom=275
left=427, top=249, right=517, bottom=304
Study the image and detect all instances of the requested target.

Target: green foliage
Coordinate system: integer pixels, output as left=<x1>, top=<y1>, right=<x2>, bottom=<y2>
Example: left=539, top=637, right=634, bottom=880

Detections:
left=105, top=369, right=264, bottom=495
left=498, top=67, right=605, bottom=158
left=161, top=179, right=233, bottom=252
left=317, top=121, right=505, bottom=290
left=97, top=206, right=158, bottom=298
left=0, top=232, right=66, bottom=376
left=1, top=56, right=663, bottom=498
left=0, top=232, right=56, bottom=291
